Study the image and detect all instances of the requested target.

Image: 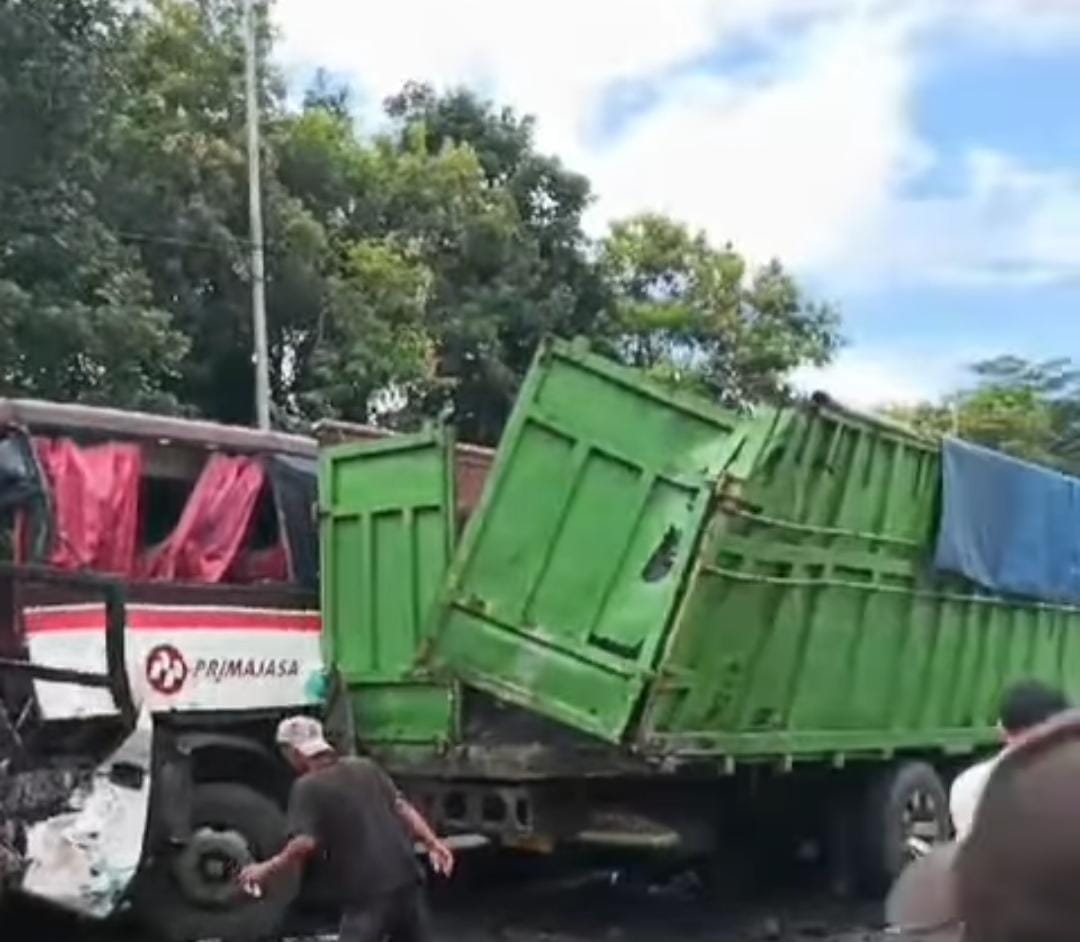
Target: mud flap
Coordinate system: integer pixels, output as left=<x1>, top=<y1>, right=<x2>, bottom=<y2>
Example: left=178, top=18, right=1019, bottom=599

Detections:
left=18, top=710, right=153, bottom=917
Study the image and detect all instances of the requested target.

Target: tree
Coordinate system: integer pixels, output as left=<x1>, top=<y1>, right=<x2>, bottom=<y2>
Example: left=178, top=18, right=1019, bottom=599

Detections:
left=284, top=87, right=841, bottom=440
left=0, top=0, right=188, bottom=410
left=96, top=0, right=314, bottom=423
left=886, top=357, right=1080, bottom=471
left=599, top=214, right=841, bottom=407
left=380, top=83, right=610, bottom=442
left=300, top=239, right=438, bottom=421
left=275, top=98, right=524, bottom=435
left=1, top=7, right=840, bottom=441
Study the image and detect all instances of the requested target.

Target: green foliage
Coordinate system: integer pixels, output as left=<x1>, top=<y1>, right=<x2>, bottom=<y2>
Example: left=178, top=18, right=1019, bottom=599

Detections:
left=0, top=4, right=839, bottom=441
left=303, top=238, right=438, bottom=420
left=97, top=0, right=287, bottom=422
left=378, top=82, right=609, bottom=442
left=886, top=357, right=1080, bottom=472
left=600, top=214, right=841, bottom=408
left=0, top=0, right=188, bottom=410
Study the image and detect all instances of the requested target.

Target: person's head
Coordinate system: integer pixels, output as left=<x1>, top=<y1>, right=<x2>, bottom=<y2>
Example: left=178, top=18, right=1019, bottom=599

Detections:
left=275, top=714, right=335, bottom=772
left=998, top=681, right=1068, bottom=744
left=957, top=710, right=1080, bottom=942
left=888, top=710, right=1080, bottom=942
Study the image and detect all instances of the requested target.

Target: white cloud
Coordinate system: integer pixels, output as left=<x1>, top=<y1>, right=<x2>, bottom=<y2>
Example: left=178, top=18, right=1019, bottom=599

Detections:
left=274, top=1, right=852, bottom=159
left=832, top=148, right=1080, bottom=290
left=580, top=11, right=925, bottom=270
left=944, top=0, right=1080, bottom=47
left=272, top=0, right=1080, bottom=406
left=792, top=347, right=964, bottom=408
left=274, top=1, right=929, bottom=268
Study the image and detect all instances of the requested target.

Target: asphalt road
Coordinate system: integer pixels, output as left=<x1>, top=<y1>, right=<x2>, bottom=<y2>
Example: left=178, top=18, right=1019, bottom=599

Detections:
left=2, top=856, right=890, bottom=942
left=432, top=864, right=888, bottom=942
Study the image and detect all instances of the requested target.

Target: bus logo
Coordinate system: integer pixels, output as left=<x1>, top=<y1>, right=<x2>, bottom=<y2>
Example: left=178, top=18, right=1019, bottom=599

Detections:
left=146, top=644, right=188, bottom=695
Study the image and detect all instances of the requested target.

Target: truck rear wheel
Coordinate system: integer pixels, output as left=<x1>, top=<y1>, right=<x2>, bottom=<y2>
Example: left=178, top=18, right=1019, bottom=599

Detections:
left=134, top=782, right=299, bottom=942
left=859, top=761, right=949, bottom=893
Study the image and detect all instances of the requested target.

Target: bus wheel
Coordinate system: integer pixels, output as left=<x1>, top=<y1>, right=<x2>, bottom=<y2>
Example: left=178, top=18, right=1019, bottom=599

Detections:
left=134, top=782, right=299, bottom=942
left=859, top=761, right=950, bottom=894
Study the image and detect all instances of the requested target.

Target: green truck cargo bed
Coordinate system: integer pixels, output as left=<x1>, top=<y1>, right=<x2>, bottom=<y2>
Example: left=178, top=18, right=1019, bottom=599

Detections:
left=320, top=427, right=461, bottom=744
left=424, top=339, right=1080, bottom=762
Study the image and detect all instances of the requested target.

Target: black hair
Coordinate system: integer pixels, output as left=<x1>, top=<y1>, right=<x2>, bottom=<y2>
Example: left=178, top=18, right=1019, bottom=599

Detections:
left=999, top=680, right=1069, bottom=735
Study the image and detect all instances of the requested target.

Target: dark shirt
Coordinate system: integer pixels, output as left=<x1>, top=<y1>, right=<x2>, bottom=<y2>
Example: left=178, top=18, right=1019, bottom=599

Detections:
left=286, top=756, right=422, bottom=904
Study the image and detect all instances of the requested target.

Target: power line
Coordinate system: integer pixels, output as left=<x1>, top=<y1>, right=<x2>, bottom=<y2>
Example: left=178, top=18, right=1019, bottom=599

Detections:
left=1, top=212, right=272, bottom=253
left=115, top=229, right=258, bottom=252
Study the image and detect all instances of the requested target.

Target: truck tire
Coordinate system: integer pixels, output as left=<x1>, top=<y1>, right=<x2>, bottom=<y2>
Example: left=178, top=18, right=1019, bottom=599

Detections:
left=133, top=782, right=299, bottom=942
left=859, top=761, right=949, bottom=894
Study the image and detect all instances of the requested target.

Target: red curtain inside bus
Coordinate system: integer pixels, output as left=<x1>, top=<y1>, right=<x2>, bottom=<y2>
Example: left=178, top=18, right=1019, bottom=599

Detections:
left=140, top=453, right=266, bottom=583
left=26, top=439, right=289, bottom=584
left=34, top=439, right=143, bottom=575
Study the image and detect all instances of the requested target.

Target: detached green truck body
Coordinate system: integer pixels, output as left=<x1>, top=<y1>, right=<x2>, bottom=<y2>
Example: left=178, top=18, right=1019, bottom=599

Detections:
left=320, top=339, right=1080, bottom=881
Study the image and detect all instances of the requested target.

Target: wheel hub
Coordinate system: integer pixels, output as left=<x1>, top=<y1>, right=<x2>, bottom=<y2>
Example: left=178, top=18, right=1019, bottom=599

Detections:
left=902, top=788, right=945, bottom=856
left=172, top=826, right=254, bottom=908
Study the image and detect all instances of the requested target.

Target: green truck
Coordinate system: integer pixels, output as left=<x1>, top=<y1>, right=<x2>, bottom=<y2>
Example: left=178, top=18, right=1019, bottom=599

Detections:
left=320, top=338, right=1080, bottom=890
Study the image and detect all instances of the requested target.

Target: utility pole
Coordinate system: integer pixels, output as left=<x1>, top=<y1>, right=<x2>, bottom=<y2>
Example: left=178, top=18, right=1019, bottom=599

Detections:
left=244, top=0, right=271, bottom=429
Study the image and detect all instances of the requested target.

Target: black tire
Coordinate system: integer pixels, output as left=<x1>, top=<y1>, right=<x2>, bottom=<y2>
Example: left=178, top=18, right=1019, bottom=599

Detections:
left=858, top=761, right=949, bottom=894
left=133, top=782, right=299, bottom=942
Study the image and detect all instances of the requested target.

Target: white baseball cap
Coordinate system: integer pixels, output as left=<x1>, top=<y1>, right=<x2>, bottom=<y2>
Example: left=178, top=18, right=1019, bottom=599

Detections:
left=275, top=714, right=333, bottom=758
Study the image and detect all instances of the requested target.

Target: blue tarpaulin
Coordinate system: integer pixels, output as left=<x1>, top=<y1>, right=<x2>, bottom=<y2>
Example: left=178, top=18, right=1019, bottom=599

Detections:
left=934, top=437, right=1080, bottom=603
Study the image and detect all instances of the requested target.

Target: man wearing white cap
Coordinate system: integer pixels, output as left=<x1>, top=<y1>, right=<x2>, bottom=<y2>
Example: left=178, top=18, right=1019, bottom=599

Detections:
left=238, top=715, right=453, bottom=942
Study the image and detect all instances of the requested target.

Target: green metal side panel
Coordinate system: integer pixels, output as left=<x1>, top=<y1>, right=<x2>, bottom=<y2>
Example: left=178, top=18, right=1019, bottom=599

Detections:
left=320, top=429, right=457, bottom=744
left=639, top=404, right=1080, bottom=760
left=431, top=338, right=752, bottom=743
left=349, top=683, right=457, bottom=745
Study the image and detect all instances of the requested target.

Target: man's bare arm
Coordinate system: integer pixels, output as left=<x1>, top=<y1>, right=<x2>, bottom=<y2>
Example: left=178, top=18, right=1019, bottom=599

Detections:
left=395, top=797, right=439, bottom=845
left=237, top=834, right=317, bottom=891
left=395, top=797, right=454, bottom=876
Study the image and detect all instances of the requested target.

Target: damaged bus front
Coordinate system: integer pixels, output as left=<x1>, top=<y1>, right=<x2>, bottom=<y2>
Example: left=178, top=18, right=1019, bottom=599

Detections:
left=0, top=400, right=325, bottom=941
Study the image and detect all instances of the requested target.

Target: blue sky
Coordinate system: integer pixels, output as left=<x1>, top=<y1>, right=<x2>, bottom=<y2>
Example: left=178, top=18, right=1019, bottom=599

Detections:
left=274, top=0, right=1080, bottom=407
left=822, top=24, right=1080, bottom=401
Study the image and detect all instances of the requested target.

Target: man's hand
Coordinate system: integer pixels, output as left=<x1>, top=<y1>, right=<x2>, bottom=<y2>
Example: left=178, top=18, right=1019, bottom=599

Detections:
left=235, top=835, right=316, bottom=897
left=427, top=839, right=454, bottom=877
left=236, top=861, right=271, bottom=897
